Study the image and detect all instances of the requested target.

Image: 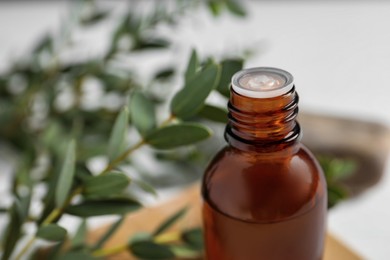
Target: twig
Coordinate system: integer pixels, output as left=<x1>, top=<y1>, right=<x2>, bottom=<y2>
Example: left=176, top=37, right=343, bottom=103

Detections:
left=100, top=140, right=146, bottom=174
left=14, top=237, right=36, bottom=260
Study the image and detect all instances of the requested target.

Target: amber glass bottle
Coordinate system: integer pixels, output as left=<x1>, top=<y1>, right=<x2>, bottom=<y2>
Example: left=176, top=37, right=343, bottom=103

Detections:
left=202, top=67, right=327, bottom=260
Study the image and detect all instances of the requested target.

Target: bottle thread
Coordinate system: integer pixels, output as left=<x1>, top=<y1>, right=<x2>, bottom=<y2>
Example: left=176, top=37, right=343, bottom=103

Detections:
left=225, top=86, right=301, bottom=150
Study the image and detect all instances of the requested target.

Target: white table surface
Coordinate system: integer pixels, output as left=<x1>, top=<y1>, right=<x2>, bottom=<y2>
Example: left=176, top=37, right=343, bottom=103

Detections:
left=1, top=1, right=390, bottom=259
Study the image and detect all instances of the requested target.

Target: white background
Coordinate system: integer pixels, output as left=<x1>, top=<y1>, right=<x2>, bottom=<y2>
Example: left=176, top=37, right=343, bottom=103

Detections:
left=0, top=1, right=389, bottom=259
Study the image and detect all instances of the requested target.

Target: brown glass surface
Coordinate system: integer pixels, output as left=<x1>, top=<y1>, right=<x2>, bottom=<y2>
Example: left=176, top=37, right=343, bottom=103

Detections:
left=201, top=87, right=327, bottom=260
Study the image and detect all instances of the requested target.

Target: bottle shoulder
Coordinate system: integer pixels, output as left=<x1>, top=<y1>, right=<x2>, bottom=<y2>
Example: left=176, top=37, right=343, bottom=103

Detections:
left=203, top=144, right=322, bottom=177
left=202, top=144, right=326, bottom=223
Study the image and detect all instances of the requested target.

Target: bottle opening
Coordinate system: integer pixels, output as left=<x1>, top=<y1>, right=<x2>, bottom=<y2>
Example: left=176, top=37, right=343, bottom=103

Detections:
left=231, top=67, right=294, bottom=98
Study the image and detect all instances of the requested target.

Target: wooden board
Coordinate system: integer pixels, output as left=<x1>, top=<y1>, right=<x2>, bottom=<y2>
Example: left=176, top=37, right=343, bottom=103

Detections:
left=89, top=184, right=362, bottom=260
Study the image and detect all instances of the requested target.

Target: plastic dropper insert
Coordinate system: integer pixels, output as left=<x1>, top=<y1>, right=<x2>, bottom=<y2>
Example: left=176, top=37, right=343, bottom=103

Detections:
left=231, top=67, right=294, bottom=98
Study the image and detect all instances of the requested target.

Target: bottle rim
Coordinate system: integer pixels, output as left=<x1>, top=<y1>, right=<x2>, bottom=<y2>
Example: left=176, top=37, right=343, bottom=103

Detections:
left=231, top=67, right=294, bottom=98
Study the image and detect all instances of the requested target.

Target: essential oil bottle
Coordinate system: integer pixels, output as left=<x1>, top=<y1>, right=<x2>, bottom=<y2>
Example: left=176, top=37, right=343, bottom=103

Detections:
left=202, top=67, right=327, bottom=260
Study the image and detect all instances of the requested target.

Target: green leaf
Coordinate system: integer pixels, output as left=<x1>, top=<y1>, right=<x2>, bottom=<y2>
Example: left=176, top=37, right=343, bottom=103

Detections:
left=226, top=0, right=246, bottom=17
left=41, top=120, right=68, bottom=157
left=98, top=72, right=132, bottom=92
left=56, top=140, right=76, bottom=208
left=328, top=184, right=349, bottom=208
left=1, top=202, right=23, bottom=260
left=185, top=49, right=199, bottom=83
left=105, top=14, right=130, bottom=58
left=72, top=219, right=87, bottom=248
left=15, top=154, right=34, bottom=190
left=154, top=68, right=175, bottom=81
left=129, top=232, right=153, bottom=244
left=171, top=62, right=221, bottom=119
left=37, top=224, right=67, bottom=242
left=319, top=156, right=357, bottom=182
left=81, top=10, right=110, bottom=26
left=92, top=216, right=125, bottom=250
left=16, top=194, right=32, bottom=221
left=216, top=59, right=244, bottom=97
left=130, top=91, right=157, bottom=137
left=65, top=198, right=141, bottom=217
left=171, top=245, right=201, bottom=258
left=153, top=206, right=188, bottom=236
left=208, top=1, right=223, bottom=16
left=182, top=228, right=204, bottom=250
left=33, top=34, right=53, bottom=54
left=107, top=107, right=129, bottom=161
left=198, top=104, right=228, bottom=123
left=130, top=241, right=175, bottom=260
left=46, top=240, right=66, bottom=259
left=330, top=159, right=357, bottom=181
left=133, top=179, right=157, bottom=197
left=83, top=172, right=130, bottom=198
left=57, top=251, right=97, bottom=260
left=75, top=164, right=93, bottom=183
left=145, top=123, right=212, bottom=149
left=135, top=38, right=170, bottom=50
left=78, top=138, right=108, bottom=161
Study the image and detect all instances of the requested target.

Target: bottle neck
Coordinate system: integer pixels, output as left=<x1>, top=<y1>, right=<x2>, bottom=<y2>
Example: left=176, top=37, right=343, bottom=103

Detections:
left=225, top=86, right=301, bottom=152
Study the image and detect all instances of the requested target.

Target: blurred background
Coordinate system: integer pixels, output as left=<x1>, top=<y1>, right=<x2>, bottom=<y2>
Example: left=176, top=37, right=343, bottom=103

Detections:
left=0, top=0, right=389, bottom=259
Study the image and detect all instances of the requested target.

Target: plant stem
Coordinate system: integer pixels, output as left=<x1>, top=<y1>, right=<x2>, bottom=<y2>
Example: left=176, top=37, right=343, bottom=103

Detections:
left=160, top=114, right=176, bottom=127
left=101, top=140, right=146, bottom=174
left=92, top=244, right=128, bottom=257
left=100, top=114, right=176, bottom=174
left=15, top=187, right=84, bottom=260
left=42, top=208, right=62, bottom=225
left=42, top=187, right=83, bottom=225
left=14, top=237, right=36, bottom=260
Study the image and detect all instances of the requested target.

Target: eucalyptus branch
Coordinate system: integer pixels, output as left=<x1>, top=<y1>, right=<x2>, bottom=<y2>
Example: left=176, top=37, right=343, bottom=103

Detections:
left=0, top=1, right=249, bottom=259
left=14, top=113, right=177, bottom=259
left=14, top=237, right=36, bottom=260
left=15, top=186, right=84, bottom=260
